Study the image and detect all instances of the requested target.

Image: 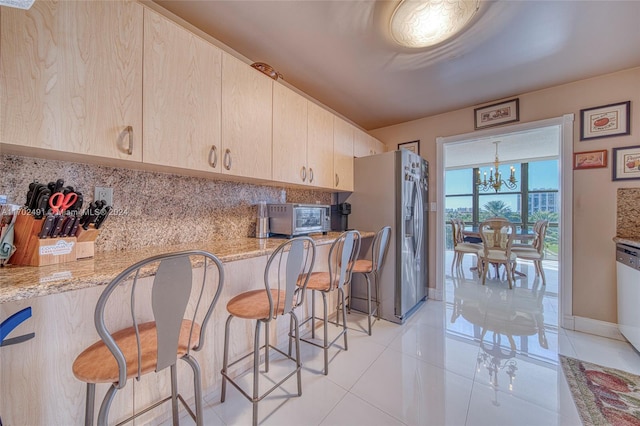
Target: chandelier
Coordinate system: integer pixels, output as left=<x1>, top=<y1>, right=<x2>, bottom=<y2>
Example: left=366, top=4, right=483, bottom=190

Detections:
left=476, top=141, right=517, bottom=193
left=390, top=0, right=480, bottom=48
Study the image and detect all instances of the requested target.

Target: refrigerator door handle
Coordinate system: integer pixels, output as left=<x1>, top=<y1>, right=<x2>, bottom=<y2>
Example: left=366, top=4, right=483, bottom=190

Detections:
left=414, top=180, right=424, bottom=259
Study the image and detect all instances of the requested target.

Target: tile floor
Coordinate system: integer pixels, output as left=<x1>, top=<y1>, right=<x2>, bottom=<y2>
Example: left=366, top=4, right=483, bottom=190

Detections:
left=164, top=253, right=640, bottom=425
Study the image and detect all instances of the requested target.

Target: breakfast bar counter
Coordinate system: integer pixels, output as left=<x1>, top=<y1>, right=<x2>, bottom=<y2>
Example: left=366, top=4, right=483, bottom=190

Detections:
left=0, top=230, right=374, bottom=425
left=0, top=232, right=373, bottom=304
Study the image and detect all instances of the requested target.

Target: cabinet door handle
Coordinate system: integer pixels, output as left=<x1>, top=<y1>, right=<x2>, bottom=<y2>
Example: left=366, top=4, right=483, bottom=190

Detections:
left=309, top=168, right=314, bottom=183
left=208, top=145, right=218, bottom=168
left=335, top=173, right=340, bottom=187
left=301, top=166, right=307, bottom=182
left=224, top=149, right=232, bottom=170
left=125, top=126, right=133, bottom=155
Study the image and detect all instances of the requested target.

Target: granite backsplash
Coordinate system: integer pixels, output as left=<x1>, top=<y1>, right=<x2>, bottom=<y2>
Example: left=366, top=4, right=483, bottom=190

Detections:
left=1, top=154, right=331, bottom=252
left=617, top=188, right=640, bottom=239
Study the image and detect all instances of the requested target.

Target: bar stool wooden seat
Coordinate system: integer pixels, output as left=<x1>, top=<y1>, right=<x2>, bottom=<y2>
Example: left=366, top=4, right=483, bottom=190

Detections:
left=297, top=230, right=361, bottom=375
left=72, top=250, right=224, bottom=426
left=349, top=226, right=391, bottom=335
left=220, top=237, right=316, bottom=426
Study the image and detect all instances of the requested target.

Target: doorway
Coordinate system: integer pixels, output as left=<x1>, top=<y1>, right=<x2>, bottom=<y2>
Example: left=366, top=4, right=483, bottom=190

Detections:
left=435, top=115, right=574, bottom=329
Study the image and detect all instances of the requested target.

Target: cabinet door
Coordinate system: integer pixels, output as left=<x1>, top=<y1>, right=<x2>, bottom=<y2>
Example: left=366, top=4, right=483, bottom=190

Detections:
left=143, top=9, right=222, bottom=172
left=221, top=53, right=273, bottom=180
left=333, top=117, right=354, bottom=191
left=1, top=0, right=143, bottom=160
left=272, top=84, right=308, bottom=184
left=353, top=128, right=371, bottom=158
left=307, top=102, right=334, bottom=189
left=371, top=137, right=386, bottom=155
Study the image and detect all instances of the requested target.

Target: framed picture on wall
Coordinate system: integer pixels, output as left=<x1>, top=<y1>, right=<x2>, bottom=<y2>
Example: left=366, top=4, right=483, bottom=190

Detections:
left=612, top=145, right=640, bottom=181
left=474, top=98, right=519, bottom=130
left=580, top=101, right=630, bottom=141
left=398, top=140, right=420, bottom=154
left=573, top=150, right=607, bottom=170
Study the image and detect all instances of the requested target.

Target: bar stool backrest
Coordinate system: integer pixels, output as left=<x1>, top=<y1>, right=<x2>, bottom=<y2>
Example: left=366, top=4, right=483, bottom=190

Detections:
left=372, top=226, right=391, bottom=272
left=328, top=230, right=361, bottom=291
left=265, top=236, right=316, bottom=319
left=94, top=250, right=224, bottom=387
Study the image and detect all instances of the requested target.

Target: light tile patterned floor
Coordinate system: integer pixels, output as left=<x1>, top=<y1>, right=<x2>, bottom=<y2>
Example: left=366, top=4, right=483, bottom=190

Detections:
left=160, top=252, right=638, bottom=425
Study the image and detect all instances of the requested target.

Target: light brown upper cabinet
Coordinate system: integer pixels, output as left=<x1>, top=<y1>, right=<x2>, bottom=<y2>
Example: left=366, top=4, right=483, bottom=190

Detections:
left=333, top=117, right=355, bottom=191
left=1, top=0, right=143, bottom=161
left=221, top=53, right=273, bottom=180
left=371, top=138, right=386, bottom=155
left=272, top=84, right=308, bottom=184
left=307, top=102, right=335, bottom=189
left=354, top=129, right=385, bottom=157
left=142, top=8, right=222, bottom=172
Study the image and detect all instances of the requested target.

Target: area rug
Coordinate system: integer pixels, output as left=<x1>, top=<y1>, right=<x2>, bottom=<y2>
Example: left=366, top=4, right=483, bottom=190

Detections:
left=560, top=355, right=640, bottom=426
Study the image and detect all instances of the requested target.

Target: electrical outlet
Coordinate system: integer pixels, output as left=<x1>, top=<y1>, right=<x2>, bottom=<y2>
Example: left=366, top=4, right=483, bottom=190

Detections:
left=94, top=187, right=113, bottom=206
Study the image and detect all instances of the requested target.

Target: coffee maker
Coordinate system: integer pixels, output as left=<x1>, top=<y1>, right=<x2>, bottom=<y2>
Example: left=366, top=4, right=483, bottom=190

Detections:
left=331, top=202, right=351, bottom=232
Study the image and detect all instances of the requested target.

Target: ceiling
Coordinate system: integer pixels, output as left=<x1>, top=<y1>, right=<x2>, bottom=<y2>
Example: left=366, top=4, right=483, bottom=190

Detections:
left=444, top=126, right=560, bottom=169
left=154, top=0, right=640, bottom=131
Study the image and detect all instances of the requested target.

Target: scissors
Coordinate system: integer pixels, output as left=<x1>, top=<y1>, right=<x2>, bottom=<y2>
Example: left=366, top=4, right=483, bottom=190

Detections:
left=48, top=192, right=78, bottom=215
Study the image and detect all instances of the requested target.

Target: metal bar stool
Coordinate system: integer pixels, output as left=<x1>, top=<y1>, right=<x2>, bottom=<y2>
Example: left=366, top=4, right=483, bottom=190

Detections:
left=297, top=230, right=361, bottom=375
left=220, top=236, right=316, bottom=426
left=349, top=226, right=391, bottom=335
left=72, top=250, right=225, bottom=426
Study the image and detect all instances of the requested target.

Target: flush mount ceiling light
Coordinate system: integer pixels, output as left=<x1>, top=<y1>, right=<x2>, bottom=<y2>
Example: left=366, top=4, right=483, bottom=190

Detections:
left=390, top=0, right=480, bottom=48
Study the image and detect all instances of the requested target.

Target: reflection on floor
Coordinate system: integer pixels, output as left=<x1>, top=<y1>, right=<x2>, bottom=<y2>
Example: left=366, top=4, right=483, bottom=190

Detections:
left=160, top=252, right=639, bottom=425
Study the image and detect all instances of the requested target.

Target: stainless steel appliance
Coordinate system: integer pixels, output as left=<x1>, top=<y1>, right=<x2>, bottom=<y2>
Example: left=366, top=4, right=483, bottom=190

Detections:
left=347, top=150, right=428, bottom=324
left=617, top=243, right=640, bottom=351
left=330, top=202, right=351, bottom=232
left=268, top=203, right=330, bottom=238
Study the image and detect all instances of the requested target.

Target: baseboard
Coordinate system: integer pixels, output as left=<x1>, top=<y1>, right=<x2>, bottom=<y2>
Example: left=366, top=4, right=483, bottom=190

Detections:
left=428, top=287, right=443, bottom=301
left=571, top=315, right=626, bottom=341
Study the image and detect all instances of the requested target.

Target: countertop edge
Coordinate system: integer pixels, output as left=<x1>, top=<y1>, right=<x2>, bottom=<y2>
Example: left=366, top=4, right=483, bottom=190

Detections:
left=613, top=236, right=640, bottom=249
left=1, top=232, right=374, bottom=304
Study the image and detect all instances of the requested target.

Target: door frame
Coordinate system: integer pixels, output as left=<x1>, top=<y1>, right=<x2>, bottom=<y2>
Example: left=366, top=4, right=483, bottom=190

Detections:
left=435, top=114, right=574, bottom=328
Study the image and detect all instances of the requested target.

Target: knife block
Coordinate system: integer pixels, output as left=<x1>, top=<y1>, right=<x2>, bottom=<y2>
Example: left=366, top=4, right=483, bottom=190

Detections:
left=76, top=225, right=100, bottom=259
left=11, top=211, right=78, bottom=266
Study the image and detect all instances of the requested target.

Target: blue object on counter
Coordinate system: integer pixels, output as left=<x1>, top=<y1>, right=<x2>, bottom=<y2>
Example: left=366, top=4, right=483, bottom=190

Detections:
left=0, top=307, right=35, bottom=347
left=464, top=236, right=482, bottom=244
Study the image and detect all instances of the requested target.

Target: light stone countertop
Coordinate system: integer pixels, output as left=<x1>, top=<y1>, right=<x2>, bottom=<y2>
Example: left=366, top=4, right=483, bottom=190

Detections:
left=0, top=232, right=374, bottom=304
left=614, top=236, right=640, bottom=250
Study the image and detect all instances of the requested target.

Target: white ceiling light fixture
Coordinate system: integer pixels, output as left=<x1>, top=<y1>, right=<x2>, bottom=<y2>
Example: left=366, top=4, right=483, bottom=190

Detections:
left=390, top=0, right=480, bottom=48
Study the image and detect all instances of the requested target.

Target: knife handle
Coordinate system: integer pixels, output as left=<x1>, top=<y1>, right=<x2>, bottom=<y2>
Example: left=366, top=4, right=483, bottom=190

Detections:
left=50, top=216, right=64, bottom=238
left=38, top=216, right=55, bottom=239
left=69, top=217, right=81, bottom=237
left=59, top=216, right=74, bottom=237
left=94, top=206, right=112, bottom=229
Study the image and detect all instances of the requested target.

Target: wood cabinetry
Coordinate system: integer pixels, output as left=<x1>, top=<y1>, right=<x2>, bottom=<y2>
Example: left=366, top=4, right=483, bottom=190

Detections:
left=221, top=53, right=273, bottom=180
left=142, top=8, right=222, bottom=172
left=354, top=128, right=385, bottom=157
left=272, top=85, right=334, bottom=189
left=307, top=102, right=335, bottom=189
left=1, top=0, right=143, bottom=161
left=272, top=84, right=308, bottom=184
left=333, top=117, right=355, bottom=191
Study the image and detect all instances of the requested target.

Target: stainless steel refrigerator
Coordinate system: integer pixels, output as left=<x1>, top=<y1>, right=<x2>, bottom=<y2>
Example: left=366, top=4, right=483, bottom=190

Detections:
left=347, top=149, right=428, bottom=324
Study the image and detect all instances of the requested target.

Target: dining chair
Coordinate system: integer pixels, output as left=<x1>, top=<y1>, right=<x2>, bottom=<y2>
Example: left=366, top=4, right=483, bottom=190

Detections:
left=349, top=226, right=391, bottom=335
left=297, top=230, right=361, bottom=375
left=220, top=236, right=316, bottom=426
left=450, top=219, right=483, bottom=274
left=477, top=218, right=517, bottom=289
left=512, top=220, right=549, bottom=284
left=72, top=250, right=224, bottom=426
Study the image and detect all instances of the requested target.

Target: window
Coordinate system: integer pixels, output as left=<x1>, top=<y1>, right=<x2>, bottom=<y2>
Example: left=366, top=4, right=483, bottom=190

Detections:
left=445, top=159, right=559, bottom=243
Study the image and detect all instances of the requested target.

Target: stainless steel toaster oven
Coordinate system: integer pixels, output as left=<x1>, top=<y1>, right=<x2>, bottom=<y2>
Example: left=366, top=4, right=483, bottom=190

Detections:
left=268, top=203, right=330, bottom=237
